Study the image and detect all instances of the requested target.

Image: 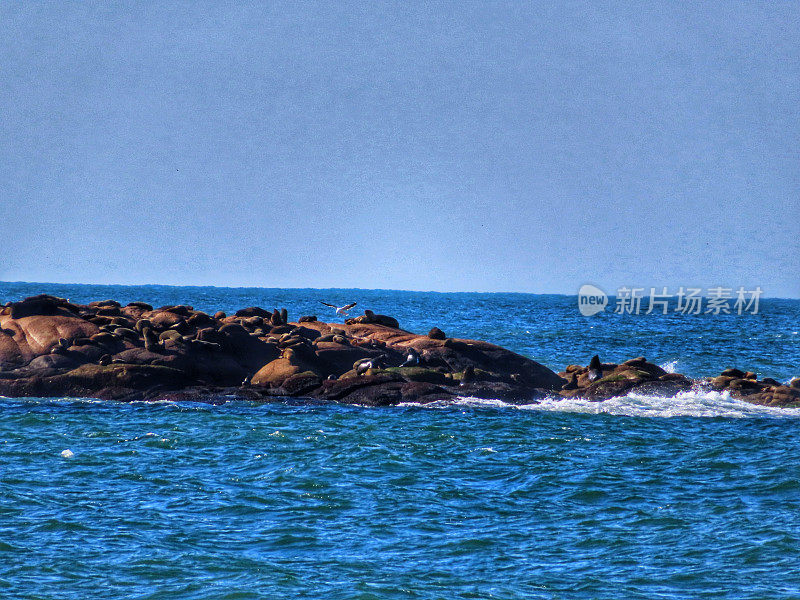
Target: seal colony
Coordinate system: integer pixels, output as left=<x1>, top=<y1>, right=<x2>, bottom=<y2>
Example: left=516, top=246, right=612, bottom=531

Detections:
left=0, top=294, right=798, bottom=407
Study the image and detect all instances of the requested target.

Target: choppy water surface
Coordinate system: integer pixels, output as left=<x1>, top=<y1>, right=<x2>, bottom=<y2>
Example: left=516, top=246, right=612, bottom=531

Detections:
left=1, top=283, right=799, bottom=598
left=3, top=398, right=800, bottom=599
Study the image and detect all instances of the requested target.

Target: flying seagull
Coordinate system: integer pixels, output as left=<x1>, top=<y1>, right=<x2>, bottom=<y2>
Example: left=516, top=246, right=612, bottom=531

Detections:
left=320, top=301, right=357, bottom=316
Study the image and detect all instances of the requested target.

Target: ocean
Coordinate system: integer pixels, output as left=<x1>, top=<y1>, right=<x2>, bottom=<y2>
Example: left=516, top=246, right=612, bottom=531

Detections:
left=1, top=282, right=799, bottom=599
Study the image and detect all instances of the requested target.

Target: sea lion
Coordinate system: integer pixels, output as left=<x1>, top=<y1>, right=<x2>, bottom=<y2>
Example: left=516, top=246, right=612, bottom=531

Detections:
left=90, top=332, right=118, bottom=346
left=135, top=319, right=152, bottom=333
left=113, top=327, right=138, bottom=341
left=143, top=327, right=161, bottom=352
left=158, top=330, right=182, bottom=342
left=91, top=300, right=121, bottom=308
left=428, top=327, right=446, bottom=340
left=126, top=302, right=153, bottom=311
left=460, top=365, right=475, bottom=387
left=562, top=373, right=579, bottom=390
left=400, top=347, right=421, bottom=367
left=587, top=355, right=603, bottom=382
left=355, top=355, right=386, bottom=376
left=191, top=339, right=222, bottom=351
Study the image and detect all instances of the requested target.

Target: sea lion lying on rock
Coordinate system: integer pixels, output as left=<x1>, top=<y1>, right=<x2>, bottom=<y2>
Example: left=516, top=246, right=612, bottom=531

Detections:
left=709, top=370, right=800, bottom=407
left=558, top=356, right=692, bottom=400
left=0, top=294, right=792, bottom=408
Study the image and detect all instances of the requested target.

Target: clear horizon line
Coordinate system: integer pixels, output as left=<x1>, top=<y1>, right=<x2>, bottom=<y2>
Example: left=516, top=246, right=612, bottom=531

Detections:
left=1, top=280, right=797, bottom=300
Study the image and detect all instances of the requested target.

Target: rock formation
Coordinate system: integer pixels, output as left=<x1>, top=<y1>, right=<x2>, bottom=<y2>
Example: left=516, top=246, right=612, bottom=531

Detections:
left=1, top=294, right=797, bottom=407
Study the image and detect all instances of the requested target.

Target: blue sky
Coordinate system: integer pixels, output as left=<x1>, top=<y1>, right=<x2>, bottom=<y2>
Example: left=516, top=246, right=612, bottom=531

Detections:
left=2, top=2, right=798, bottom=296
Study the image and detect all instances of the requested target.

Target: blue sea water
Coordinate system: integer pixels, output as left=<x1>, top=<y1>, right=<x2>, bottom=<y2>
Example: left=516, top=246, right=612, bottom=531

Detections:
left=1, top=282, right=799, bottom=599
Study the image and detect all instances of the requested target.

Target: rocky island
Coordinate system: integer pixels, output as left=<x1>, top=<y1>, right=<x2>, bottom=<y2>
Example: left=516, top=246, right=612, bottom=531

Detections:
left=1, top=294, right=798, bottom=407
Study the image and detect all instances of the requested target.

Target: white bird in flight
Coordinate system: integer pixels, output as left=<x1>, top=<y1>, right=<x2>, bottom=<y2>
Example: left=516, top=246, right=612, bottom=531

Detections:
left=320, top=301, right=357, bottom=316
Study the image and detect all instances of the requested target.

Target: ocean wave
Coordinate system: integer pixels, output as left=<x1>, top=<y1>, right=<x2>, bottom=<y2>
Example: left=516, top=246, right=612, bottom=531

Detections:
left=405, top=390, right=800, bottom=419
left=659, top=359, right=679, bottom=373
left=4, top=390, right=800, bottom=419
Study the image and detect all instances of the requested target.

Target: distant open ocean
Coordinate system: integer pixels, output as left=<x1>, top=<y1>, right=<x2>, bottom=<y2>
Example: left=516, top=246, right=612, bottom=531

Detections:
left=1, top=282, right=799, bottom=599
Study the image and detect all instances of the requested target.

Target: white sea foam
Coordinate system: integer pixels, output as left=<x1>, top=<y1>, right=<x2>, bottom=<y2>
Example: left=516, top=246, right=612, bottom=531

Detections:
left=520, top=389, right=800, bottom=419
left=659, top=359, right=679, bottom=373
left=407, top=390, right=800, bottom=419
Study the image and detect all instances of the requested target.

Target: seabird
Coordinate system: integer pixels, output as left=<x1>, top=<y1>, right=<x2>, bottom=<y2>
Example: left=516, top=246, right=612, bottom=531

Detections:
left=320, top=301, right=357, bottom=316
